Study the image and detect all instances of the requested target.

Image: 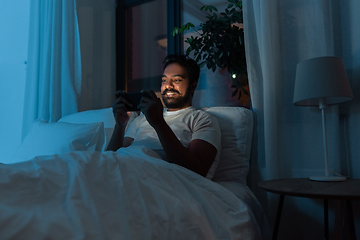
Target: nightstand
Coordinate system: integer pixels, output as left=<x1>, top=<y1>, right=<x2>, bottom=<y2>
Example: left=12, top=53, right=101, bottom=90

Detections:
left=258, top=178, right=360, bottom=240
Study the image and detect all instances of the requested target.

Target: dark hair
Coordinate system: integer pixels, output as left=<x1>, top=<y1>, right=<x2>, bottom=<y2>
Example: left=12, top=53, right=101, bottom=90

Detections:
left=163, top=54, right=200, bottom=84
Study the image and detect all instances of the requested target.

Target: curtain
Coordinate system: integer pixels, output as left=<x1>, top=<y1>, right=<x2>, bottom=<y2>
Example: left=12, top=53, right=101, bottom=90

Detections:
left=243, top=0, right=360, bottom=239
left=22, top=0, right=82, bottom=139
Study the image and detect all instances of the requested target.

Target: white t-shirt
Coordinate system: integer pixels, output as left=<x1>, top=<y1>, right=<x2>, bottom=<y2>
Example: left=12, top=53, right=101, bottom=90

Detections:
left=124, top=106, right=221, bottom=178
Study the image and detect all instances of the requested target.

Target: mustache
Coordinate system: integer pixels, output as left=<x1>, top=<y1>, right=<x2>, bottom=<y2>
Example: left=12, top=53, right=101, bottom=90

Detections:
left=162, top=89, right=180, bottom=95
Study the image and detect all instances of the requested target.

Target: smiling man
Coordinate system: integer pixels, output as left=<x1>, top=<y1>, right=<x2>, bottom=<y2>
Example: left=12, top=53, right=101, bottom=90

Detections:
left=161, top=58, right=195, bottom=110
left=107, top=54, right=221, bottom=178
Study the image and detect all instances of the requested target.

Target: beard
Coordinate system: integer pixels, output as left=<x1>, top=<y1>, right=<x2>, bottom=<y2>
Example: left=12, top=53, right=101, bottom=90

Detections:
left=162, top=86, right=192, bottom=109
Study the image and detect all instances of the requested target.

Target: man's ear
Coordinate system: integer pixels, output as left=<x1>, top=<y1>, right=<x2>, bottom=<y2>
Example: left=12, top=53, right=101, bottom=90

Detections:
left=191, top=81, right=198, bottom=94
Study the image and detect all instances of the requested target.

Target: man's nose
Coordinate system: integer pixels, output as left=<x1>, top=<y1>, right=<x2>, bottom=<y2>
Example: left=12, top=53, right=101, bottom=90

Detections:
left=165, top=80, right=174, bottom=89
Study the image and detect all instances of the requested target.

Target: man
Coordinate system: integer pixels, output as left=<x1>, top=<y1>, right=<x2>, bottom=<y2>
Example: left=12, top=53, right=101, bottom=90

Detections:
left=107, top=54, right=220, bottom=178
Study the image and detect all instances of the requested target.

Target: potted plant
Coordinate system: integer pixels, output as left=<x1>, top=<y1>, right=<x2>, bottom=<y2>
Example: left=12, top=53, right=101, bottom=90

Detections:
left=172, top=0, right=249, bottom=107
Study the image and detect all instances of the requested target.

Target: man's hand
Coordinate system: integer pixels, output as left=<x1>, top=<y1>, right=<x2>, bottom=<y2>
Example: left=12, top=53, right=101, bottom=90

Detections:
left=138, top=90, right=164, bottom=128
left=112, top=90, right=134, bottom=128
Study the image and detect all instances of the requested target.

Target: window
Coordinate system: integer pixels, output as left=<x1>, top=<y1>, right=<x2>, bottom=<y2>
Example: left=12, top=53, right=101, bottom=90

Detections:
left=116, top=0, right=181, bottom=92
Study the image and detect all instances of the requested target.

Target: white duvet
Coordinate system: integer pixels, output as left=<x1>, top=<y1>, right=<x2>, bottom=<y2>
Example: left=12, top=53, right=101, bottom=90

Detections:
left=0, top=146, right=261, bottom=240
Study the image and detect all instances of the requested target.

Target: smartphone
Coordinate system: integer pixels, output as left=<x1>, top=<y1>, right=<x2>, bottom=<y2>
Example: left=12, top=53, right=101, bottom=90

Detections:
left=122, top=92, right=151, bottom=111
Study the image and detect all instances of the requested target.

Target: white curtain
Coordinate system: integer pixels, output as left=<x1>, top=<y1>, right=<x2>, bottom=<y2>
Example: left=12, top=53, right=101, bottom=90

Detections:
left=243, top=0, right=360, bottom=239
left=22, top=0, right=82, bottom=139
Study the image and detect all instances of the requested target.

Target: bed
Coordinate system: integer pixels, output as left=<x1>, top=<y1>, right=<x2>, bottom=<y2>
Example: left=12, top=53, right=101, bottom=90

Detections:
left=1, top=106, right=270, bottom=239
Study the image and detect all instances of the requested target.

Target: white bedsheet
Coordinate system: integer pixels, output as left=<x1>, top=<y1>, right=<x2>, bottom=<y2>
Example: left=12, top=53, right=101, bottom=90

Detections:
left=0, top=146, right=262, bottom=240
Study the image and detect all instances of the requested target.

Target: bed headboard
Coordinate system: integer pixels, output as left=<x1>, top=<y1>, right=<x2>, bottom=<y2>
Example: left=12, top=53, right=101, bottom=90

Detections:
left=14, top=107, right=254, bottom=184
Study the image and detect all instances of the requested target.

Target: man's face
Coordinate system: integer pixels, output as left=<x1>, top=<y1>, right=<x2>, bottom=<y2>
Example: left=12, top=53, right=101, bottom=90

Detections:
left=161, top=63, right=193, bottom=111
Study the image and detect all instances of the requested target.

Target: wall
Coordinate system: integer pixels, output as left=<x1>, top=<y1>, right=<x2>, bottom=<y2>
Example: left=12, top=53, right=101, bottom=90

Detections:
left=0, top=1, right=30, bottom=161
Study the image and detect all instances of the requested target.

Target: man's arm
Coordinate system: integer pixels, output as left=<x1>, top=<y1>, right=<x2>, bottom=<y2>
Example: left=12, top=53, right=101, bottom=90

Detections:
left=139, top=90, right=217, bottom=177
left=153, top=119, right=217, bottom=177
left=106, top=124, right=134, bottom=151
left=106, top=90, right=135, bottom=151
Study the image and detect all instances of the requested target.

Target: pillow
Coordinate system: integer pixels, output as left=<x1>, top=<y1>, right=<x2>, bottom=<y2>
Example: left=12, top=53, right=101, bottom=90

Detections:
left=203, top=107, right=254, bottom=184
left=58, top=107, right=115, bottom=128
left=58, top=108, right=115, bottom=148
left=12, top=119, right=105, bottom=163
left=58, top=108, right=138, bottom=148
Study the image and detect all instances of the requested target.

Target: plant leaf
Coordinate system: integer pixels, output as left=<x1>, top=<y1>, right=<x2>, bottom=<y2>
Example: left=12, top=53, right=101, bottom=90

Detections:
left=242, top=87, right=249, bottom=95
left=232, top=88, right=238, bottom=97
left=238, top=90, right=242, bottom=100
left=186, top=47, right=192, bottom=55
left=212, top=64, right=216, bottom=72
left=171, top=28, right=179, bottom=36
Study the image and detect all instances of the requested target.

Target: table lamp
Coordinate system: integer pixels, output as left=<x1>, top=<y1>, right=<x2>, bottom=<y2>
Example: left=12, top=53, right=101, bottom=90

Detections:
left=293, top=56, right=353, bottom=181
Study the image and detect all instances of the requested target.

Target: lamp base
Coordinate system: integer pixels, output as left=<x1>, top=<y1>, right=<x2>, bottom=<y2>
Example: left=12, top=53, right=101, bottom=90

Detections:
left=309, top=176, right=347, bottom=182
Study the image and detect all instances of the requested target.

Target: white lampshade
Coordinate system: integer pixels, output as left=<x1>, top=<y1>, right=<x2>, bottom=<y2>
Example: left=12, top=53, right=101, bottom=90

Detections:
left=293, top=56, right=353, bottom=106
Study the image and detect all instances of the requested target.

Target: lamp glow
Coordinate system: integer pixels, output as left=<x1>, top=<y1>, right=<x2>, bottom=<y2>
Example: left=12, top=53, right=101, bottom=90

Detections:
left=293, top=56, right=353, bottom=182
